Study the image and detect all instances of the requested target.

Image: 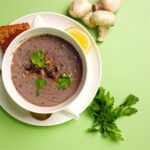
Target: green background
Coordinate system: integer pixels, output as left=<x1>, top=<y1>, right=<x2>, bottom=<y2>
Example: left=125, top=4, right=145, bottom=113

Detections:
left=0, top=0, right=150, bottom=150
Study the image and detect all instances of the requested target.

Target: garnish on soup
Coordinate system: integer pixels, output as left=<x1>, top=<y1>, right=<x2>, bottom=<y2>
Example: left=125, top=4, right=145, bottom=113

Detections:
left=31, top=50, right=46, bottom=68
left=30, top=50, right=72, bottom=95
left=57, top=73, right=72, bottom=89
left=35, top=78, right=47, bottom=96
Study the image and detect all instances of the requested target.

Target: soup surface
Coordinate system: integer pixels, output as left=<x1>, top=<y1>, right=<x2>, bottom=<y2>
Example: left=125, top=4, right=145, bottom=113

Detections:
left=11, top=34, right=82, bottom=107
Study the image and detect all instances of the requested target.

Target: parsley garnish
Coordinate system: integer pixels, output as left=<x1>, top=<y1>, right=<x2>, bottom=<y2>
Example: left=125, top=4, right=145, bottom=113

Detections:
left=31, top=50, right=46, bottom=68
left=35, top=78, right=47, bottom=96
left=88, top=87, right=139, bottom=141
left=57, top=73, right=71, bottom=89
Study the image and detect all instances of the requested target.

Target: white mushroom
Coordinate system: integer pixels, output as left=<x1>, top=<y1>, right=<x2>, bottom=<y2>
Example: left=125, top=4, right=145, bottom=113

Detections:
left=69, top=0, right=92, bottom=18
left=91, top=10, right=116, bottom=26
left=93, top=0, right=122, bottom=13
left=69, top=0, right=122, bottom=42
left=91, top=10, right=116, bottom=41
left=81, top=12, right=96, bottom=28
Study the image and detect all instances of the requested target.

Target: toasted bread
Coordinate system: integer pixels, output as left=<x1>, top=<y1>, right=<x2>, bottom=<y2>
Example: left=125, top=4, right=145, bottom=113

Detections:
left=0, top=23, right=30, bottom=52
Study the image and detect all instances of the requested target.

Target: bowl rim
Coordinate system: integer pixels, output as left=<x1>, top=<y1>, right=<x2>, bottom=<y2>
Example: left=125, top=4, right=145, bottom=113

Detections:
left=2, top=27, right=88, bottom=114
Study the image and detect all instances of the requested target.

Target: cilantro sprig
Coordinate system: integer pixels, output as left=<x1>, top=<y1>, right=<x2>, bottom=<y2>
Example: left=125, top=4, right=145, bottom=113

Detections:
left=88, top=87, right=139, bottom=141
left=57, top=73, right=72, bottom=89
left=35, top=78, right=47, bottom=96
left=31, top=50, right=46, bottom=68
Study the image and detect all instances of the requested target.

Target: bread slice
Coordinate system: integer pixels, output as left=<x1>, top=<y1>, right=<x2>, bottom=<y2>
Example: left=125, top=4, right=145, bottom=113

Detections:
left=0, top=23, right=30, bottom=52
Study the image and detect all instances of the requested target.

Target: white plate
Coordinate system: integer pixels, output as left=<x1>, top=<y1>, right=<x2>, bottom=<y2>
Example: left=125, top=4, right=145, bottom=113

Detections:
left=0, top=12, right=102, bottom=126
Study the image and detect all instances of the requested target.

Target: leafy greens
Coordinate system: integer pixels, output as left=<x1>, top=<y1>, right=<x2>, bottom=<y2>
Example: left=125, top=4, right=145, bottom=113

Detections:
left=88, top=87, right=139, bottom=141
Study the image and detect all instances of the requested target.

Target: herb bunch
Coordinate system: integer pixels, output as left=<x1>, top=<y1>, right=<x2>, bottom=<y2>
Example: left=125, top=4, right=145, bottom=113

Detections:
left=88, top=87, right=139, bottom=141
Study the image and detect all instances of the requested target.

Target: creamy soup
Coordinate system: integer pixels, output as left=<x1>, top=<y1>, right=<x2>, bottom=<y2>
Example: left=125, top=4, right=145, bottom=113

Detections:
left=11, top=34, right=82, bottom=107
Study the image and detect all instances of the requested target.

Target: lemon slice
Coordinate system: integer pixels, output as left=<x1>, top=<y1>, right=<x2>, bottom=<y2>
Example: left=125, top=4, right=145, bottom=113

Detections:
left=65, top=27, right=92, bottom=54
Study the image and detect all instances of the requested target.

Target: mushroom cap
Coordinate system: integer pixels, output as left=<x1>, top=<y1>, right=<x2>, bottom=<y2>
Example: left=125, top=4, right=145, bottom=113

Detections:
left=82, top=12, right=96, bottom=28
left=69, top=0, right=92, bottom=18
left=91, top=10, right=116, bottom=26
left=100, top=0, right=122, bottom=13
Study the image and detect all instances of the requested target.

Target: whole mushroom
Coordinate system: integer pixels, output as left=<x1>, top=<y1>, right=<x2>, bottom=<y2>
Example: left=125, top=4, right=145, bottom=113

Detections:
left=69, top=0, right=92, bottom=18
left=69, top=0, right=121, bottom=42
left=91, top=10, right=116, bottom=41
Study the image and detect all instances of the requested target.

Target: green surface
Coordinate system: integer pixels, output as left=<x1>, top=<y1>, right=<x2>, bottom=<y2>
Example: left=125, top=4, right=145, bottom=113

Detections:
left=0, top=0, right=150, bottom=150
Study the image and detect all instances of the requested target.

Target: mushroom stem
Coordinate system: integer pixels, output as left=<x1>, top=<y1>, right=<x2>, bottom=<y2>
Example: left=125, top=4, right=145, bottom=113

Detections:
left=98, top=26, right=107, bottom=42
left=93, top=1, right=103, bottom=11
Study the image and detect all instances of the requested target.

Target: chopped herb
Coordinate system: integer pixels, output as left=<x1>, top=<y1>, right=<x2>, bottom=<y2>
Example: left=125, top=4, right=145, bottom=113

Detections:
left=31, top=50, right=46, bottom=68
left=57, top=73, right=72, bottom=89
left=88, top=87, right=139, bottom=141
left=35, top=78, right=47, bottom=96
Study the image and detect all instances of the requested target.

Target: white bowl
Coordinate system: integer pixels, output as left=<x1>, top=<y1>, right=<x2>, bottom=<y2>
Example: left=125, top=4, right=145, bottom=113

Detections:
left=2, top=27, right=87, bottom=114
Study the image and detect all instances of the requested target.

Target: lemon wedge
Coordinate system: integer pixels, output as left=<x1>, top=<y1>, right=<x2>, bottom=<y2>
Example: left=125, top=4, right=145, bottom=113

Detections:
left=65, top=27, right=92, bottom=54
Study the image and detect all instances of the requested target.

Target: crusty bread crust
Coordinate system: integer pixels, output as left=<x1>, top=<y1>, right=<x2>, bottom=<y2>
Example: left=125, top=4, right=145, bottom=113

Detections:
left=0, top=23, right=30, bottom=52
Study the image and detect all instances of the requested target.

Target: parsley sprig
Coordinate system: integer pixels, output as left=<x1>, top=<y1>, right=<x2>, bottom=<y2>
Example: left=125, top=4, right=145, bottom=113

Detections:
left=88, top=87, right=139, bottom=141
left=31, top=50, right=46, bottom=68
left=57, top=73, right=72, bottom=89
left=35, top=78, right=47, bottom=96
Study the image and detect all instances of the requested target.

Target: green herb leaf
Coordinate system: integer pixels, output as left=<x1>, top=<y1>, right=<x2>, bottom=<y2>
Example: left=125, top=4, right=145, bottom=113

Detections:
left=57, top=73, right=71, bottom=89
left=31, top=50, right=46, bottom=68
left=113, top=94, right=139, bottom=119
left=120, top=94, right=139, bottom=107
left=35, top=78, right=47, bottom=96
left=88, top=87, right=139, bottom=141
left=103, top=123, right=124, bottom=141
